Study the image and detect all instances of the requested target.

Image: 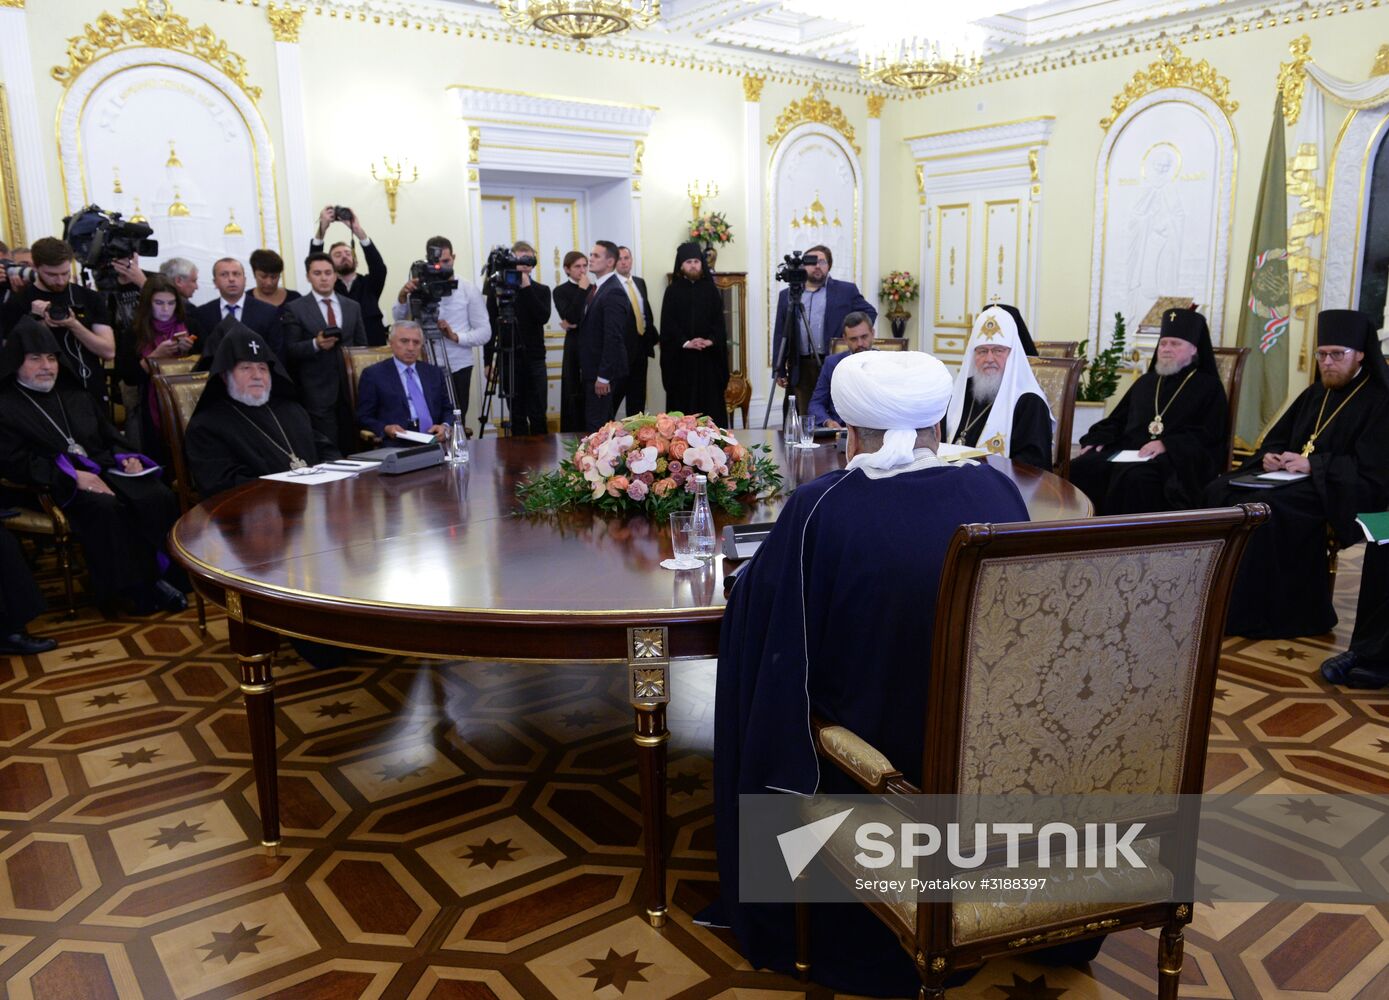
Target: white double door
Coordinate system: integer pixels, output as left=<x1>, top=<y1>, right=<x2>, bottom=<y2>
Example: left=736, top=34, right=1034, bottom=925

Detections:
left=477, top=185, right=589, bottom=418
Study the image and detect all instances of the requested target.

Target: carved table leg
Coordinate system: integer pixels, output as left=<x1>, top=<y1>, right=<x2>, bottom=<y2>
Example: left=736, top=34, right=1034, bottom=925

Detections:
left=228, top=614, right=281, bottom=856
left=628, top=627, right=671, bottom=928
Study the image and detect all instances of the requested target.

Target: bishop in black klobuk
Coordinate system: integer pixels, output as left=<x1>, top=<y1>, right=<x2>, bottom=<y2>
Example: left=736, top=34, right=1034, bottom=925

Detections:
left=1209, top=309, right=1389, bottom=639
left=1069, top=308, right=1228, bottom=514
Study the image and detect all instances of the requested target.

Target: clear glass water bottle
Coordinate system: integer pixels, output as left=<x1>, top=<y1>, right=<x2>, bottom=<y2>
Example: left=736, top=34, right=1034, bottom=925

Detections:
left=691, top=475, right=716, bottom=560
left=783, top=394, right=800, bottom=446
left=448, top=409, right=467, bottom=465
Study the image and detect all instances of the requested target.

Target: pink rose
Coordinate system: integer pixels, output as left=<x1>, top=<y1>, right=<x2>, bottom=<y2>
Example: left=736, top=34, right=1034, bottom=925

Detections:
left=636, top=426, right=658, bottom=443
left=607, top=475, right=630, bottom=497
left=668, top=439, right=688, bottom=461
left=626, top=480, right=649, bottom=501
left=727, top=443, right=747, bottom=462
left=655, top=416, right=677, bottom=437
left=651, top=477, right=676, bottom=496
left=651, top=436, right=668, bottom=455
left=638, top=471, right=654, bottom=485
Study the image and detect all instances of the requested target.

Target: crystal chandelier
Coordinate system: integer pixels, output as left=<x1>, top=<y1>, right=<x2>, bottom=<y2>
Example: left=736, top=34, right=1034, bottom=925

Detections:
left=496, top=0, right=660, bottom=42
left=860, top=33, right=983, bottom=92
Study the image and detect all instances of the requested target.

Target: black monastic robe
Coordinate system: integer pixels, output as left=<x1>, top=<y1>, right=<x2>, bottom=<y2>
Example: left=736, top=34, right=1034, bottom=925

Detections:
left=945, top=379, right=1054, bottom=469
left=1352, top=542, right=1389, bottom=664
left=1208, top=368, right=1389, bottom=638
left=185, top=395, right=334, bottom=497
left=1069, top=365, right=1227, bottom=514
left=712, top=458, right=1029, bottom=995
left=660, top=276, right=729, bottom=421
left=554, top=281, right=586, bottom=433
left=0, top=384, right=178, bottom=603
left=0, top=528, right=45, bottom=633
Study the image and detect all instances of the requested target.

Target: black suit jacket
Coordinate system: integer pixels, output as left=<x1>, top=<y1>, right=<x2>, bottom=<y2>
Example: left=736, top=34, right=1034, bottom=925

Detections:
left=309, top=238, right=388, bottom=345
left=771, top=276, right=877, bottom=384
left=578, top=276, right=631, bottom=384
left=628, top=276, right=659, bottom=363
left=195, top=297, right=282, bottom=357
left=279, top=294, right=367, bottom=413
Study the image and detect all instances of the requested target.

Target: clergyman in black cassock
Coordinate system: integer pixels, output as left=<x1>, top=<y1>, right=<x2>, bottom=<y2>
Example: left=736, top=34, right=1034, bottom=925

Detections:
left=1322, top=541, right=1389, bottom=687
left=1209, top=309, right=1389, bottom=639
left=184, top=321, right=337, bottom=497
left=0, top=528, right=55, bottom=653
left=1069, top=308, right=1227, bottom=514
left=710, top=352, right=1036, bottom=996
left=0, top=318, right=184, bottom=612
left=659, top=242, right=729, bottom=421
left=942, top=303, right=1052, bottom=468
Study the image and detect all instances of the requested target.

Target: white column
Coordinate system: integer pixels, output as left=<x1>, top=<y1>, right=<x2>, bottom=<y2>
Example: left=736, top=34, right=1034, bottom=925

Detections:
left=0, top=4, right=54, bottom=236
left=742, top=80, right=766, bottom=423
left=273, top=40, right=313, bottom=267
left=864, top=104, right=882, bottom=316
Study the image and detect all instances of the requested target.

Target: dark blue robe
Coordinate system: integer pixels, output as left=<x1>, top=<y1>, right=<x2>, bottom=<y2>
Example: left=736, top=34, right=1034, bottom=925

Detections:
left=712, top=459, right=1030, bottom=996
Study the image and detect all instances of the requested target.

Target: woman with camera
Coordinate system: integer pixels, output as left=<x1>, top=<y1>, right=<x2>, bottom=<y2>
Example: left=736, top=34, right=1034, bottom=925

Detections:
left=553, top=250, right=590, bottom=433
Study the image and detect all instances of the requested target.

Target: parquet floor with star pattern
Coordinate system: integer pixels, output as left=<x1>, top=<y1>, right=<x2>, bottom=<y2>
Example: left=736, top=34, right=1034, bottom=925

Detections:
left=2, top=546, right=1389, bottom=999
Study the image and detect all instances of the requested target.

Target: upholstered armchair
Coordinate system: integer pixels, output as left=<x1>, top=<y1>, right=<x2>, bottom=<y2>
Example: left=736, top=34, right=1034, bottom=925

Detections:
left=153, top=371, right=209, bottom=633
left=796, top=504, right=1267, bottom=999
left=1025, top=355, right=1084, bottom=479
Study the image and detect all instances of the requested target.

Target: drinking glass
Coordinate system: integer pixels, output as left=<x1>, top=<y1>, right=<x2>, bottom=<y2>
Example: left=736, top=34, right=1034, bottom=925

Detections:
left=798, top=414, right=817, bottom=448
left=668, top=512, right=700, bottom=569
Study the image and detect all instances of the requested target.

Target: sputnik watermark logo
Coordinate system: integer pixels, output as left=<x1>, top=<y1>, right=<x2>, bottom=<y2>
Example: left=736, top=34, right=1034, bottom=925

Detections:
left=777, top=807, right=854, bottom=879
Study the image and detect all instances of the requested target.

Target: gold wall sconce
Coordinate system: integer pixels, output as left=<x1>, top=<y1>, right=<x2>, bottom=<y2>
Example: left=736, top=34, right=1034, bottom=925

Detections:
left=371, top=156, right=418, bottom=224
left=687, top=179, right=718, bottom=217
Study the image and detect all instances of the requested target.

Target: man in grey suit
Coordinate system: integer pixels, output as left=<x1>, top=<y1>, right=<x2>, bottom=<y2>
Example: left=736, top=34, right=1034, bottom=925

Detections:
left=281, top=251, right=367, bottom=453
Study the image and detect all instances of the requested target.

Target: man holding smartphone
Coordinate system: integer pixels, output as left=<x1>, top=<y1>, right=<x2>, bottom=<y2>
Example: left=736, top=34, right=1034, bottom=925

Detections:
left=280, top=251, right=367, bottom=453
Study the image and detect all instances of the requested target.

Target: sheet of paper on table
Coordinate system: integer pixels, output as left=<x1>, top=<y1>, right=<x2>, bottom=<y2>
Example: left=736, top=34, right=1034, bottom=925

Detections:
left=393, top=430, right=436, bottom=444
left=1257, top=470, right=1310, bottom=482
left=935, top=443, right=988, bottom=462
left=260, top=468, right=358, bottom=485
left=1108, top=450, right=1154, bottom=463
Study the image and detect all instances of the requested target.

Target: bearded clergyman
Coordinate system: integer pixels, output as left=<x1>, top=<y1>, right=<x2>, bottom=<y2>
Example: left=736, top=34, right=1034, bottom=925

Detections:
left=0, top=317, right=185, bottom=613
left=185, top=320, right=337, bottom=497
left=1208, top=309, right=1389, bottom=639
left=1068, top=308, right=1227, bottom=514
left=942, top=303, right=1053, bottom=468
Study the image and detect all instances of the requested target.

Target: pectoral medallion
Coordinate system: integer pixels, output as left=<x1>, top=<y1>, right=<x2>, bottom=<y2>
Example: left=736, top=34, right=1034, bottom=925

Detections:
left=289, top=456, right=308, bottom=470
left=1148, top=418, right=1163, bottom=438
left=986, top=432, right=1006, bottom=455
left=66, top=440, right=87, bottom=458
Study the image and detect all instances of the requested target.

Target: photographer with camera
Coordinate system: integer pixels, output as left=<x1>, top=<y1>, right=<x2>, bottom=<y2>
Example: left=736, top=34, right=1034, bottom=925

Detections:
left=280, top=252, right=367, bottom=454
left=1, top=243, right=33, bottom=310
left=483, top=241, right=551, bottom=436
left=771, top=244, right=875, bottom=417
left=393, top=236, right=490, bottom=423
left=311, top=205, right=388, bottom=346
left=0, top=237, right=116, bottom=405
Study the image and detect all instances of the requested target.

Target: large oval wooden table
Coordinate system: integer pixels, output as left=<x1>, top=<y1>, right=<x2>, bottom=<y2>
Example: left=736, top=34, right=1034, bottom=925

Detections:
left=171, top=430, right=1091, bottom=926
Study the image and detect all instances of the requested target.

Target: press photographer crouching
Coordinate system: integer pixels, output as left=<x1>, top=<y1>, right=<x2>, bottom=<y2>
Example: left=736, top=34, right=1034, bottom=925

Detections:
left=483, top=241, right=552, bottom=436
left=393, top=236, right=490, bottom=425
left=0, top=237, right=117, bottom=406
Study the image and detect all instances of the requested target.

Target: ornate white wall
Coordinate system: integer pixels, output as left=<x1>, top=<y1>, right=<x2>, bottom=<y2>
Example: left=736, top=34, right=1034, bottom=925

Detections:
left=1323, top=108, right=1389, bottom=311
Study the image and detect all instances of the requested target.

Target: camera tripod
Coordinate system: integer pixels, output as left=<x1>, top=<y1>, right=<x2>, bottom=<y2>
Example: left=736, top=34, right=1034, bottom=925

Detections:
left=761, top=281, right=817, bottom=428
left=477, top=293, right=518, bottom=439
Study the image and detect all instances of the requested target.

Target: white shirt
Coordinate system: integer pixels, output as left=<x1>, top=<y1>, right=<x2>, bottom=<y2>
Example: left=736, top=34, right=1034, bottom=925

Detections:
left=219, top=294, right=248, bottom=321
left=314, top=292, right=345, bottom=329
left=391, top=281, right=490, bottom=373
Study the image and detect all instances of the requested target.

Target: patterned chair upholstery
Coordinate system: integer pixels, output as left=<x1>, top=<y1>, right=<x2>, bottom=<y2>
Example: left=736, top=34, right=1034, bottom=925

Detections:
left=828, top=337, right=908, bottom=355
left=343, top=346, right=394, bottom=446
left=147, top=357, right=199, bottom=378
left=1026, top=355, right=1084, bottom=478
left=154, top=372, right=210, bottom=632
left=797, top=505, right=1268, bottom=999
left=1211, top=347, right=1249, bottom=471
left=1034, top=341, right=1079, bottom=359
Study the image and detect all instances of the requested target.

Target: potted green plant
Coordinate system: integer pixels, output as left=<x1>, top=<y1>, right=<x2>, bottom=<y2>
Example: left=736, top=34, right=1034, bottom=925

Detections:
left=1072, top=312, right=1128, bottom=440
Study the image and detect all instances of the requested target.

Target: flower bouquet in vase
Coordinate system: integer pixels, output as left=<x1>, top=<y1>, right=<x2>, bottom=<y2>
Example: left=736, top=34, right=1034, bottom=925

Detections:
left=880, top=270, right=919, bottom=340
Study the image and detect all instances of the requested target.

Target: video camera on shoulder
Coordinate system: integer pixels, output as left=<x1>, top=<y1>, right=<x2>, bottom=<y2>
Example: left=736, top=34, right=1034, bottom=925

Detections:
left=61, top=204, right=158, bottom=291
left=775, top=249, right=821, bottom=290
left=484, top=245, right=536, bottom=302
left=409, top=243, right=458, bottom=304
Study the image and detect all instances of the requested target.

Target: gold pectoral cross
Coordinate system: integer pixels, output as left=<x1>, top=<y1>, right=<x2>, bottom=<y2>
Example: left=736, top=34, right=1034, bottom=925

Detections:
left=1301, top=440, right=1315, bottom=458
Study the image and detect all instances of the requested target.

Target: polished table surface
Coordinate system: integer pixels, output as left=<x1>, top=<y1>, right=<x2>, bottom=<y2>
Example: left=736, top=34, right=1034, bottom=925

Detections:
left=171, top=430, right=1092, bottom=660
left=171, top=430, right=1092, bottom=925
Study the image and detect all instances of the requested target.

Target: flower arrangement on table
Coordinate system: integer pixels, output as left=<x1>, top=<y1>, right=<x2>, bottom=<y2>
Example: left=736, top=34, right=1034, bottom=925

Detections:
left=517, top=413, right=781, bottom=516
left=880, top=270, right=919, bottom=310
left=688, top=211, right=734, bottom=247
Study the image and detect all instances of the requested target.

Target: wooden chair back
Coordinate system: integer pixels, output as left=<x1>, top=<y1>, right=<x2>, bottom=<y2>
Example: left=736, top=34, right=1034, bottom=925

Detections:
left=801, top=504, right=1267, bottom=998
left=828, top=337, right=908, bottom=355
left=342, top=346, right=393, bottom=411
left=1034, top=341, right=1079, bottom=358
left=1026, top=355, right=1084, bottom=479
left=147, top=357, right=199, bottom=378
left=1, top=478, right=77, bottom=616
left=1211, top=346, right=1250, bottom=470
left=153, top=372, right=209, bottom=513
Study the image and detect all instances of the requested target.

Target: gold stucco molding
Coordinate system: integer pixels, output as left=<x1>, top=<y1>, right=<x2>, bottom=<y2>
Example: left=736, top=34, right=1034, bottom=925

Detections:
left=1277, top=35, right=1313, bottom=126
left=1099, top=43, right=1237, bottom=130
left=0, top=84, right=24, bottom=245
left=51, top=0, right=261, bottom=101
left=866, top=93, right=885, bottom=119
left=267, top=3, right=304, bottom=43
left=0, top=0, right=26, bottom=9
left=766, top=84, right=860, bottom=155
left=742, top=74, right=765, bottom=102
left=1372, top=43, right=1389, bottom=77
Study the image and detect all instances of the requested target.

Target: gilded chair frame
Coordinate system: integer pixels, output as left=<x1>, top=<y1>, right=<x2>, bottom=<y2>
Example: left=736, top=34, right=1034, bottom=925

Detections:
left=798, top=504, right=1268, bottom=999
left=1025, top=355, right=1084, bottom=479
left=342, top=346, right=395, bottom=447
left=829, top=336, right=909, bottom=355
left=1033, top=341, right=1079, bottom=359
left=154, top=371, right=210, bottom=632
left=1210, top=346, right=1249, bottom=472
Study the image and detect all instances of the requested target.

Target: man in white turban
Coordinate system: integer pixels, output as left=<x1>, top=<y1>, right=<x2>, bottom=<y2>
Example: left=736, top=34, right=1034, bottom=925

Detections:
left=708, top=349, right=1031, bottom=996
left=943, top=304, right=1053, bottom=468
